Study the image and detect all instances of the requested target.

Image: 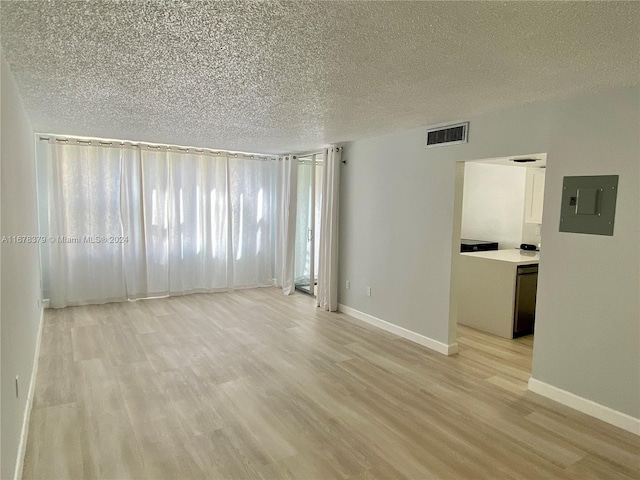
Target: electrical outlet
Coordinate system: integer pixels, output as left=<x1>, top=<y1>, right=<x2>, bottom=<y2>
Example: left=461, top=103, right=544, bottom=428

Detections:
left=15, top=375, right=19, bottom=398
left=366, top=286, right=371, bottom=297
left=346, top=280, right=350, bottom=290
left=535, top=225, right=541, bottom=236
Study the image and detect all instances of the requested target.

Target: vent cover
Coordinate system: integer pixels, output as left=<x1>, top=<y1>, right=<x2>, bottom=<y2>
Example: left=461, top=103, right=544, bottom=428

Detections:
left=426, top=122, right=469, bottom=148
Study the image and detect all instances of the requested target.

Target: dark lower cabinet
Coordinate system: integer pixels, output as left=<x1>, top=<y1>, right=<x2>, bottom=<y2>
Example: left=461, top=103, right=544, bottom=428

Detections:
left=513, top=264, right=538, bottom=337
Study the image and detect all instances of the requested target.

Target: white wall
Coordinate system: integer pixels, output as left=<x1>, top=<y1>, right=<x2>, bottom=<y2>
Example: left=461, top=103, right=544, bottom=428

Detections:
left=339, top=85, right=639, bottom=419
left=461, top=162, right=526, bottom=249
left=1, top=50, right=43, bottom=479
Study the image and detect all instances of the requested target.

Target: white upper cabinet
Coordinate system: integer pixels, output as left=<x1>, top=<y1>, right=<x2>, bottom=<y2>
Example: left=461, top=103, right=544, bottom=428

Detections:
left=525, top=168, right=545, bottom=224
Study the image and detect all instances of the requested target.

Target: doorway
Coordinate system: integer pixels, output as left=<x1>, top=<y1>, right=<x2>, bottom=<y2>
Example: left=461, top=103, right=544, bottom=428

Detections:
left=449, top=153, right=547, bottom=371
left=294, top=153, right=323, bottom=295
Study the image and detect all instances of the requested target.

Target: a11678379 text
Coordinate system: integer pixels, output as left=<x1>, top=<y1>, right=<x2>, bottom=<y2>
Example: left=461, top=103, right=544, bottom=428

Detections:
left=1, top=235, right=129, bottom=244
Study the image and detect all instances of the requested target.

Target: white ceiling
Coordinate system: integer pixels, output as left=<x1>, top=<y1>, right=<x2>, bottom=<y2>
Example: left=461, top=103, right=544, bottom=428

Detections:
left=1, top=1, right=638, bottom=154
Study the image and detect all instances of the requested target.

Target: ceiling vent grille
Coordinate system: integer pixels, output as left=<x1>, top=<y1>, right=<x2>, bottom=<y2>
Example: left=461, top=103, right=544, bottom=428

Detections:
left=426, top=122, right=469, bottom=148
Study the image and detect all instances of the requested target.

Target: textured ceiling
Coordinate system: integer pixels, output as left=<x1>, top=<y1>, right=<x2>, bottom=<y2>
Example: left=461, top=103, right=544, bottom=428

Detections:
left=1, top=1, right=639, bottom=154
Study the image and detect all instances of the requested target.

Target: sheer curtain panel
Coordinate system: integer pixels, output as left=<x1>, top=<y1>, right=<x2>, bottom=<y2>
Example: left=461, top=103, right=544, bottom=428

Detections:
left=316, top=146, right=341, bottom=311
left=274, top=155, right=298, bottom=295
left=40, top=140, right=277, bottom=307
left=44, top=143, right=131, bottom=306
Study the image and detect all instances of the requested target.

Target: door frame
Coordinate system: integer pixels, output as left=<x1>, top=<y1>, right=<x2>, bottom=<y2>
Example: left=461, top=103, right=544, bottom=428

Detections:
left=295, top=152, right=322, bottom=296
left=448, top=153, right=547, bottom=351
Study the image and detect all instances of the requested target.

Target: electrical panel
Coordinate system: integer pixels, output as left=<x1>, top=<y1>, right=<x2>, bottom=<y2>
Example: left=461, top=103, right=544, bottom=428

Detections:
left=559, top=175, right=618, bottom=236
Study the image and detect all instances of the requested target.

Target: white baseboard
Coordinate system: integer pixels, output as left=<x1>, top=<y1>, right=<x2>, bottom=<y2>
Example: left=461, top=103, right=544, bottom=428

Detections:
left=338, top=304, right=458, bottom=356
left=14, top=307, right=44, bottom=480
left=528, top=377, right=640, bottom=436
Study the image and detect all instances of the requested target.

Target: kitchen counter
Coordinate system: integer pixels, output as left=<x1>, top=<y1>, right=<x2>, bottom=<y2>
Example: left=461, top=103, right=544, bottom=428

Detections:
left=461, top=249, right=539, bottom=265
left=456, top=249, right=539, bottom=338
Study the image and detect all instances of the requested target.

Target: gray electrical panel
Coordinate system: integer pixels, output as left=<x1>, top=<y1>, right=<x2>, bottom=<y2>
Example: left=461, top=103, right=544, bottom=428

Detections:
left=559, top=175, right=618, bottom=236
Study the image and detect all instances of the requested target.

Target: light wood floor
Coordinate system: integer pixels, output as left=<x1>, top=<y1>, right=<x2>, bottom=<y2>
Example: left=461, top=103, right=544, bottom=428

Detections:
left=24, top=288, right=639, bottom=479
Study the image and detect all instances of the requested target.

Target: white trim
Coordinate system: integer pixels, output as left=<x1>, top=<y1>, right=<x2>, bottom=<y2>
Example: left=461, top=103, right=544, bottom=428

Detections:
left=42, top=298, right=50, bottom=309
left=14, top=308, right=44, bottom=480
left=338, top=304, right=458, bottom=356
left=528, top=377, right=640, bottom=436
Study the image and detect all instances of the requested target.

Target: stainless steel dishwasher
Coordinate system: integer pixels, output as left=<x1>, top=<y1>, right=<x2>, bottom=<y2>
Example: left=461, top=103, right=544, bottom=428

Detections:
left=513, top=264, right=538, bottom=337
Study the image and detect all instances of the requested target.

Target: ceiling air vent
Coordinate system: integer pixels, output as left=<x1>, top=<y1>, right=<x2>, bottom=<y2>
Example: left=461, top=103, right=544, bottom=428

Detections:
left=426, top=122, right=469, bottom=148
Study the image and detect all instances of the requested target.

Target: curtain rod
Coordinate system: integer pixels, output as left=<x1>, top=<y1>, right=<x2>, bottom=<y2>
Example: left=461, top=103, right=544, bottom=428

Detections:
left=37, top=134, right=278, bottom=161
left=297, top=151, right=324, bottom=158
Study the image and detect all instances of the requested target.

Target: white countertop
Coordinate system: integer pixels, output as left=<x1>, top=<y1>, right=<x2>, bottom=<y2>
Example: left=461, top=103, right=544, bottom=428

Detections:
left=460, top=249, right=539, bottom=264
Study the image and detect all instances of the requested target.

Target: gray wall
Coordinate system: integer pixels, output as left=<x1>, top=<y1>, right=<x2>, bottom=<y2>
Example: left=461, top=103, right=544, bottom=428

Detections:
left=532, top=87, right=639, bottom=417
left=339, top=86, right=639, bottom=418
left=1, top=49, right=43, bottom=479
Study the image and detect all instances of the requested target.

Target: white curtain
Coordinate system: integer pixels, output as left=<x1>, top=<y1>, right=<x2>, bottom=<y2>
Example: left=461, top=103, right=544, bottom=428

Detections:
left=41, top=141, right=277, bottom=307
left=316, top=146, right=341, bottom=311
left=274, top=155, right=298, bottom=295
left=45, top=143, right=131, bottom=306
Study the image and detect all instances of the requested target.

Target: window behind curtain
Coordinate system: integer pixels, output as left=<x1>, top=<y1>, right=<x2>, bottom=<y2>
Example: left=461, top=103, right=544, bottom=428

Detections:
left=38, top=140, right=277, bottom=308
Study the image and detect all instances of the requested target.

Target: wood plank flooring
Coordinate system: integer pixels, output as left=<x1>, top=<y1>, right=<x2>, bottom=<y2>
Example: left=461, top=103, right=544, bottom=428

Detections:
left=23, top=288, right=639, bottom=479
